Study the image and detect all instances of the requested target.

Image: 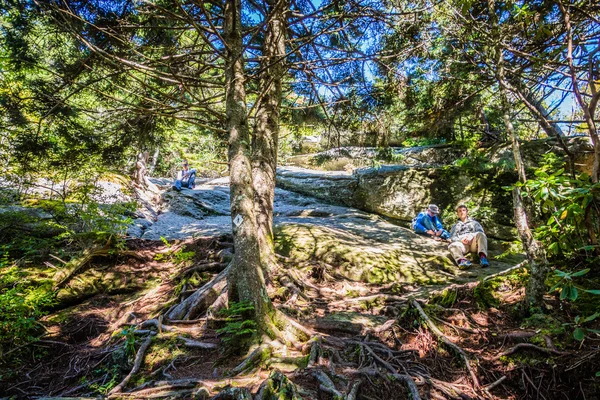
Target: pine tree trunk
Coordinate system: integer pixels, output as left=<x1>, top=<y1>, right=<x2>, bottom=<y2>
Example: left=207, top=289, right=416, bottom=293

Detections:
left=500, top=82, right=548, bottom=308
left=252, top=0, right=287, bottom=268
left=488, top=0, right=548, bottom=308
left=224, top=0, right=275, bottom=333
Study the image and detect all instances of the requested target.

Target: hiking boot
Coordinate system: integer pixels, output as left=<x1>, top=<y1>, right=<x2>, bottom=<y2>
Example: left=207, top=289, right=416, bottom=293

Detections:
left=458, top=259, right=472, bottom=269
left=480, top=256, right=489, bottom=267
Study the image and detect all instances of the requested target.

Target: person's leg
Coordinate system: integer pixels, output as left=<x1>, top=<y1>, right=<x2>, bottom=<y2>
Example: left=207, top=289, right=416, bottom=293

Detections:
left=174, top=179, right=182, bottom=191
left=470, top=232, right=488, bottom=256
left=449, top=242, right=468, bottom=264
left=188, top=169, right=196, bottom=189
left=470, top=232, right=489, bottom=265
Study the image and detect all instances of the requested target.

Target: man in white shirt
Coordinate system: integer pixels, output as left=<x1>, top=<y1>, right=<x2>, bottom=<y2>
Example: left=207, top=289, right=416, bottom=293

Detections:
left=448, top=204, right=489, bottom=268
left=173, top=161, right=196, bottom=191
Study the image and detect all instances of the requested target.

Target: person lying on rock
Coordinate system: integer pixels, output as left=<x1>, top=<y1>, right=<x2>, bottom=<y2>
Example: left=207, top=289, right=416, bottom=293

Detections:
left=412, top=204, right=450, bottom=241
left=448, top=204, right=489, bottom=268
left=173, top=160, right=196, bottom=191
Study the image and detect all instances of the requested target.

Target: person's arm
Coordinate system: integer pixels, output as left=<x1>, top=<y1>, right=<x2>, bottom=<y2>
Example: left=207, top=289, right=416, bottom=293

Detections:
left=449, top=223, right=458, bottom=241
left=176, top=170, right=183, bottom=180
left=434, top=216, right=444, bottom=231
left=413, top=214, right=430, bottom=234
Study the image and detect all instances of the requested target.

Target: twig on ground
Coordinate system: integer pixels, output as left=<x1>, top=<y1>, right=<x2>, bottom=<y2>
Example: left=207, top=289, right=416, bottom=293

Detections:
left=482, top=261, right=528, bottom=282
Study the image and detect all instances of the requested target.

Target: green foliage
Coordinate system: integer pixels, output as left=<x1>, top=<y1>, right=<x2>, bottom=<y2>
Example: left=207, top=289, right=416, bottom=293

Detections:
left=86, top=365, right=121, bottom=395
left=473, top=280, right=500, bottom=309
left=547, top=268, right=600, bottom=341
left=154, top=239, right=195, bottom=266
left=114, top=326, right=138, bottom=358
left=521, top=313, right=566, bottom=337
left=375, top=147, right=405, bottom=163
left=0, top=249, right=56, bottom=363
left=216, top=301, right=258, bottom=356
left=571, top=313, right=600, bottom=341
left=520, top=154, right=600, bottom=260
left=401, top=137, right=446, bottom=148
left=431, top=289, right=457, bottom=307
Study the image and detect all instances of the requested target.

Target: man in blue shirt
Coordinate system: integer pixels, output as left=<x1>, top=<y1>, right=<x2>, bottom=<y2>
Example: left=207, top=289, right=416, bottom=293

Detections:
left=412, top=204, right=450, bottom=241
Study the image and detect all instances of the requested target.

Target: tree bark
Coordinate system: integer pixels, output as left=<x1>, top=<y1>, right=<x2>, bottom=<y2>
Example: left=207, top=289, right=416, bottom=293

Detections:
left=224, top=0, right=275, bottom=334
left=489, top=0, right=548, bottom=307
left=148, top=146, right=160, bottom=175
left=557, top=0, right=600, bottom=183
left=252, top=0, right=287, bottom=269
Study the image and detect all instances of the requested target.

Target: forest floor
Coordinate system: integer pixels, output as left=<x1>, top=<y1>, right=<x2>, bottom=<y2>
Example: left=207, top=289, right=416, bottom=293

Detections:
left=1, top=180, right=600, bottom=400
left=1, top=235, right=599, bottom=400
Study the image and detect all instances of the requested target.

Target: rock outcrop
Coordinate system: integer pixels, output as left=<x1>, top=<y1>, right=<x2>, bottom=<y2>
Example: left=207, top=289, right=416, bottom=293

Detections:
left=277, top=137, right=595, bottom=240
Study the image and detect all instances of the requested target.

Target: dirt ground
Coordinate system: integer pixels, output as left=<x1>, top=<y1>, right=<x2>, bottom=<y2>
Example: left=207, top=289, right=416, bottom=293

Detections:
left=1, top=236, right=599, bottom=400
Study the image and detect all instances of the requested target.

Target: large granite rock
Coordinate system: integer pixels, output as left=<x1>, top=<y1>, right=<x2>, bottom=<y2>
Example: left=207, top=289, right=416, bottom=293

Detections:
left=277, top=137, right=595, bottom=241
left=276, top=165, right=516, bottom=240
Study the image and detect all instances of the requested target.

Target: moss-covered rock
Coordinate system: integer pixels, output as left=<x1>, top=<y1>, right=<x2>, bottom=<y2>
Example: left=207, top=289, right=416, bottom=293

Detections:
left=275, top=220, right=520, bottom=286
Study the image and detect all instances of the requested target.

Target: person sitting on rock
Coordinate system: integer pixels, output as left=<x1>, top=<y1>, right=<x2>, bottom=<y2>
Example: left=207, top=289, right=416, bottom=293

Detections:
left=448, top=204, right=489, bottom=268
left=412, top=204, right=450, bottom=241
left=173, top=160, right=196, bottom=191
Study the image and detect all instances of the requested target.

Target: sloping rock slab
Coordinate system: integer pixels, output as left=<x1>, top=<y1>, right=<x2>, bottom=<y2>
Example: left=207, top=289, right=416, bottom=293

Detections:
left=276, top=165, right=517, bottom=240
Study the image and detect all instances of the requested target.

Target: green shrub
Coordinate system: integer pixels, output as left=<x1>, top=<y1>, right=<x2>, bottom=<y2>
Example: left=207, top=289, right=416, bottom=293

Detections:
left=0, top=251, right=55, bottom=364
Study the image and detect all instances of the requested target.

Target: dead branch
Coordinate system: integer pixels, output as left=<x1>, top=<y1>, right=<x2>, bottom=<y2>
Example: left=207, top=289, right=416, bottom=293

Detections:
left=496, top=331, right=537, bottom=342
left=109, top=335, right=153, bottom=395
left=53, top=244, right=112, bottom=290
left=410, top=299, right=480, bottom=389
left=482, top=261, right=528, bottom=282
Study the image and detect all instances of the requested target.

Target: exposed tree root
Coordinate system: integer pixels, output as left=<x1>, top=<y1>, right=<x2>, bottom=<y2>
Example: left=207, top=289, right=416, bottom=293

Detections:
left=255, top=369, right=302, bottom=400
left=182, top=262, right=227, bottom=276
left=228, top=344, right=273, bottom=377
left=178, top=336, right=218, bottom=349
left=313, top=369, right=344, bottom=398
left=410, top=299, right=481, bottom=390
left=329, top=294, right=407, bottom=306
left=349, top=340, right=423, bottom=399
left=53, top=243, right=113, bottom=290
left=166, top=265, right=229, bottom=320
left=109, top=379, right=207, bottom=399
left=492, top=343, right=569, bottom=360
left=209, top=387, right=252, bottom=400
left=109, top=335, right=153, bottom=395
